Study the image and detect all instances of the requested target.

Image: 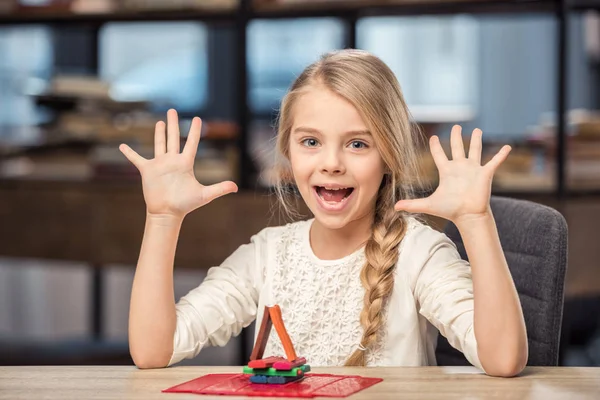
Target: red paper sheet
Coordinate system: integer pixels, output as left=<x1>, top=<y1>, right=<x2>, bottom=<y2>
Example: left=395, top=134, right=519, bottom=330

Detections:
left=163, top=373, right=383, bottom=398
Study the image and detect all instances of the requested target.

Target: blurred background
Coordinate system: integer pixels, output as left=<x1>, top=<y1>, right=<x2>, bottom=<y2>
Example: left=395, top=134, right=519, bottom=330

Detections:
left=1, top=0, right=600, bottom=367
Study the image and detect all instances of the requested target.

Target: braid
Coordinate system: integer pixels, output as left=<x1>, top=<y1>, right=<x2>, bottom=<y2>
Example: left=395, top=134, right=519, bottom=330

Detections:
left=344, top=177, right=407, bottom=366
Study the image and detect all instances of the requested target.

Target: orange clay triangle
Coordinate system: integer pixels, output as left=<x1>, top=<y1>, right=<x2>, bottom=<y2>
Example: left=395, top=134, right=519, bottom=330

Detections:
left=249, top=304, right=298, bottom=362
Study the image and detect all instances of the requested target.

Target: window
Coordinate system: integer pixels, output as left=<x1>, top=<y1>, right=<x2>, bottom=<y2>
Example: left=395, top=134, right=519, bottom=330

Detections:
left=247, top=18, right=346, bottom=114
left=0, top=26, right=53, bottom=135
left=357, top=16, right=479, bottom=124
left=99, top=22, right=209, bottom=114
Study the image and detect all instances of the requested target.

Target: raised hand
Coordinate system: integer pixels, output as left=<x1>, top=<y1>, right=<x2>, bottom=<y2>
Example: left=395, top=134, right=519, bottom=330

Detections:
left=394, top=125, right=511, bottom=225
left=119, top=109, right=238, bottom=219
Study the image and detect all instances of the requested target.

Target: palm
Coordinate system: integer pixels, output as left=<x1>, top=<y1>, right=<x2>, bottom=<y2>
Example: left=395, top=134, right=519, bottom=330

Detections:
left=395, top=125, right=511, bottom=224
left=139, top=157, right=205, bottom=216
left=119, top=109, right=238, bottom=218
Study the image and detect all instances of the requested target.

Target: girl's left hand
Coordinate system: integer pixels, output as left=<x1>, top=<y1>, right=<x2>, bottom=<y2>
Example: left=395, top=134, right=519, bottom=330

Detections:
left=394, top=125, right=511, bottom=225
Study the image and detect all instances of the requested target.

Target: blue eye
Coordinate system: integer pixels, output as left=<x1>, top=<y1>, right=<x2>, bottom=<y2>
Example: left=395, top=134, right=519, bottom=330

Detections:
left=350, top=141, right=367, bottom=149
left=302, top=138, right=319, bottom=147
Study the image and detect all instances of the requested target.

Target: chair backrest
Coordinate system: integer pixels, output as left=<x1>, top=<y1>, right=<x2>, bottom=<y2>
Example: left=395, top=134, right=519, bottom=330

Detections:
left=435, top=196, right=568, bottom=367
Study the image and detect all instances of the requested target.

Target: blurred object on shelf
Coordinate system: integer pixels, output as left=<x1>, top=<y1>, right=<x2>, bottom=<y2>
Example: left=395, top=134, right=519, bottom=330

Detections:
left=89, top=142, right=239, bottom=183
left=572, top=113, right=600, bottom=142
left=121, top=0, right=238, bottom=11
left=524, top=109, right=600, bottom=190
left=254, top=0, right=378, bottom=8
left=0, top=137, right=239, bottom=183
left=48, top=75, right=111, bottom=98
left=71, top=0, right=117, bottom=13
left=491, top=144, right=553, bottom=193
left=415, top=121, right=555, bottom=193
left=493, top=169, right=555, bottom=192
left=202, top=120, right=239, bottom=141
left=0, top=0, right=17, bottom=14
left=33, top=75, right=155, bottom=145
left=0, top=74, right=239, bottom=183
left=584, top=10, right=600, bottom=63
left=253, top=0, right=475, bottom=11
left=32, top=75, right=238, bottom=144
left=410, top=105, right=476, bottom=126
left=0, top=140, right=94, bottom=181
left=15, top=0, right=73, bottom=13
left=7, top=0, right=237, bottom=15
left=568, top=110, right=600, bottom=189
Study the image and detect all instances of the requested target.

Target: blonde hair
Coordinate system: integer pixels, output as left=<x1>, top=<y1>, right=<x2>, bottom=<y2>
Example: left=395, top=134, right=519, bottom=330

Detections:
left=274, top=49, right=427, bottom=366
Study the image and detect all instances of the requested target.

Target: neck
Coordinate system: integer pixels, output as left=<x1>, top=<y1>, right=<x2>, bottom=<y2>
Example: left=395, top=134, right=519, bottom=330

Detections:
left=309, top=213, right=374, bottom=260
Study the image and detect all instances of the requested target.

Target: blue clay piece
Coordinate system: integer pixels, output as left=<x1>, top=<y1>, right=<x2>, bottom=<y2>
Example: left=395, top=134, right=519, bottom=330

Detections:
left=267, top=375, right=304, bottom=384
left=250, top=375, right=268, bottom=384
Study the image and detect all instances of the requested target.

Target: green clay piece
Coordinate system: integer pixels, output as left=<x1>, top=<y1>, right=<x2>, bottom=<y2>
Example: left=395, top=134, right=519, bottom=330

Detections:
left=243, top=364, right=311, bottom=377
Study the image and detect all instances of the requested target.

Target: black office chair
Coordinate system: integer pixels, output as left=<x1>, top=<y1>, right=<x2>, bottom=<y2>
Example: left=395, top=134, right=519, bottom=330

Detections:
left=435, top=196, right=568, bottom=367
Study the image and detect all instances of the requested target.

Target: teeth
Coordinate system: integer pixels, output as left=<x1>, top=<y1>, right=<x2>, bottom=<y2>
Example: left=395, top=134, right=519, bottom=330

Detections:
left=317, top=192, right=350, bottom=202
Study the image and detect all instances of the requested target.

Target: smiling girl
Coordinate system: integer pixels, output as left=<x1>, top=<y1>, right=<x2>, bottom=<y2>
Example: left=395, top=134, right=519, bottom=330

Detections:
left=120, top=49, right=528, bottom=377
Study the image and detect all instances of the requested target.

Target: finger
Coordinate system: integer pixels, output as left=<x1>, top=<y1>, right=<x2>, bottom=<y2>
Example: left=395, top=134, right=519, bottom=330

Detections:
left=154, top=121, right=166, bottom=156
left=484, top=145, right=512, bottom=172
left=119, top=144, right=146, bottom=169
left=468, top=128, right=483, bottom=164
left=183, top=117, right=202, bottom=158
left=167, top=109, right=181, bottom=154
left=450, top=125, right=465, bottom=160
left=429, top=135, right=449, bottom=169
left=202, top=181, right=239, bottom=204
left=394, top=197, right=431, bottom=214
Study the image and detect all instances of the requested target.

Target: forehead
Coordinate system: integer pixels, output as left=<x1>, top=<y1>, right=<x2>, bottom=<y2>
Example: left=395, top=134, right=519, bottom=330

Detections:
left=292, top=85, right=368, bottom=134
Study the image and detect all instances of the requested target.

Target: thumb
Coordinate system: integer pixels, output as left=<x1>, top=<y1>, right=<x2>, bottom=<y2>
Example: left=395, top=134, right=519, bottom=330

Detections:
left=119, top=143, right=146, bottom=170
left=201, top=181, right=239, bottom=204
left=394, top=198, right=431, bottom=214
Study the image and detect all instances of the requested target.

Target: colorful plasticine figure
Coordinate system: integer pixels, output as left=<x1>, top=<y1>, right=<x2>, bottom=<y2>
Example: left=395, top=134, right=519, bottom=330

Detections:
left=243, top=305, right=309, bottom=384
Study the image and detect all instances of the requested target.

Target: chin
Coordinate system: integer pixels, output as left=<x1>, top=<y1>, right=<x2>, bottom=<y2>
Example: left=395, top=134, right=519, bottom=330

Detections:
left=311, top=212, right=352, bottom=230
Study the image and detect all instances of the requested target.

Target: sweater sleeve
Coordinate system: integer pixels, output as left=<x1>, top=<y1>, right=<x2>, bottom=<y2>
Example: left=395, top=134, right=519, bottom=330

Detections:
left=167, top=228, right=268, bottom=366
left=411, top=223, right=485, bottom=372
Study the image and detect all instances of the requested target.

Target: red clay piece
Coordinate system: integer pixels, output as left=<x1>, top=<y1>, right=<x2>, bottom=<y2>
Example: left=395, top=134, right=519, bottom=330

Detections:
left=273, top=357, right=307, bottom=371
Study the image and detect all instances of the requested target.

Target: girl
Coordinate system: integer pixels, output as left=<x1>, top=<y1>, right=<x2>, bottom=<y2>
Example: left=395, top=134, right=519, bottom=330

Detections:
left=120, top=49, right=528, bottom=377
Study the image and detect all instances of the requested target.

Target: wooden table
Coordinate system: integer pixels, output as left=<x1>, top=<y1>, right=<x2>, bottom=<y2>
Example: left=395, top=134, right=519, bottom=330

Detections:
left=0, top=366, right=599, bottom=399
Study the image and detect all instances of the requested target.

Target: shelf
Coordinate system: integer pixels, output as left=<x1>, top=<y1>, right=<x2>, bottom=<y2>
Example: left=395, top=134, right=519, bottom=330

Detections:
left=0, top=7, right=237, bottom=25
left=252, top=0, right=558, bottom=19
left=569, top=0, right=600, bottom=10
left=564, top=188, right=600, bottom=197
left=0, top=0, right=559, bottom=25
left=0, top=120, right=239, bottom=157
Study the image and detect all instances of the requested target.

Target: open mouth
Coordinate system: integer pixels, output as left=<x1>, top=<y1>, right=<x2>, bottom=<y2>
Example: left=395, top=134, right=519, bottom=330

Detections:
left=314, top=186, right=354, bottom=203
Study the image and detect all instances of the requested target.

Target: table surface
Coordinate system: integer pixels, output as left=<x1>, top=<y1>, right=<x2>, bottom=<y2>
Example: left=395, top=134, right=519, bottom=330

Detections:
left=1, top=366, right=599, bottom=400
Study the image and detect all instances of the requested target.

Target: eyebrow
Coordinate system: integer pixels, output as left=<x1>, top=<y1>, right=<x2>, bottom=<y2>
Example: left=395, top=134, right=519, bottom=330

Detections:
left=292, top=127, right=372, bottom=137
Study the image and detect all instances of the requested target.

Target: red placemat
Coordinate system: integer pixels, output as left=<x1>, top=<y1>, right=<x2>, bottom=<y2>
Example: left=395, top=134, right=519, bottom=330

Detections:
left=163, top=373, right=383, bottom=398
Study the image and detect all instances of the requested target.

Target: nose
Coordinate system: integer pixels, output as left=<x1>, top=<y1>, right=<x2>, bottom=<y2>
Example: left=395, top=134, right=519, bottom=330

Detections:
left=320, top=148, right=346, bottom=175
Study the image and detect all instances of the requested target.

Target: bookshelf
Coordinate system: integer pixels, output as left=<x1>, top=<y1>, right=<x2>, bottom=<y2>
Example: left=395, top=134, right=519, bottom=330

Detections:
left=0, top=0, right=588, bottom=197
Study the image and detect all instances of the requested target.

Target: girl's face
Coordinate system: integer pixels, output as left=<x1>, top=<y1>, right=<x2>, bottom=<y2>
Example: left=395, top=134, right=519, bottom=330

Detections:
left=288, top=85, right=386, bottom=230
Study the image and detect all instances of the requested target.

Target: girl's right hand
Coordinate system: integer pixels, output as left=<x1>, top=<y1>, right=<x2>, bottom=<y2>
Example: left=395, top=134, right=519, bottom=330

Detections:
left=119, top=109, right=238, bottom=220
